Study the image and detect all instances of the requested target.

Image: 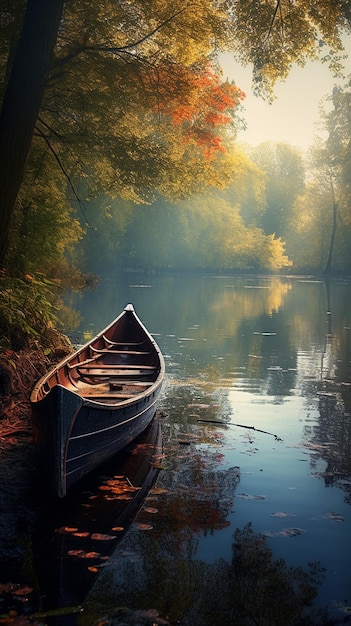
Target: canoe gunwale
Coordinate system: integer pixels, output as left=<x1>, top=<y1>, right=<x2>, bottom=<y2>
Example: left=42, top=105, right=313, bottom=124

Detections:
left=30, top=304, right=165, bottom=405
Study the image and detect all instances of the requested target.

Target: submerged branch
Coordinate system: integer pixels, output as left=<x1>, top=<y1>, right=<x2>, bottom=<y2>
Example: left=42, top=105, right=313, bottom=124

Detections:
left=197, top=419, right=283, bottom=441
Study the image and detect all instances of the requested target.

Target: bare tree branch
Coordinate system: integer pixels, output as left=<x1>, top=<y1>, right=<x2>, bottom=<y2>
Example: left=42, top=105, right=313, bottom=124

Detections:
left=35, top=126, right=96, bottom=230
left=265, top=0, right=282, bottom=43
left=53, top=6, right=187, bottom=70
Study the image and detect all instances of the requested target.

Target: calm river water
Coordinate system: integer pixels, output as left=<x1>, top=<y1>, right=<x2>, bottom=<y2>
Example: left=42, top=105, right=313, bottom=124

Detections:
left=61, top=272, right=351, bottom=625
left=1, top=273, right=350, bottom=626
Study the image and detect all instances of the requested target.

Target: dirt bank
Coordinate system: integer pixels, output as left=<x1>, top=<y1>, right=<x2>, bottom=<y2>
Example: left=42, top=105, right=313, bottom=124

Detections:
left=0, top=330, right=73, bottom=436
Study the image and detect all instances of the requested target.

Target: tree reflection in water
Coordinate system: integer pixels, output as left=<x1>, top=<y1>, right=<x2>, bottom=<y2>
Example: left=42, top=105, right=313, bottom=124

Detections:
left=84, top=523, right=328, bottom=626
left=83, top=410, right=328, bottom=626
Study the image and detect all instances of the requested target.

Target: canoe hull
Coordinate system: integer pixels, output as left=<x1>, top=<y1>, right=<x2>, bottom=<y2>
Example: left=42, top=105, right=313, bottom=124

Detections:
left=32, top=383, right=162, bottom=497
left=30, top=304, right=165, bottom=497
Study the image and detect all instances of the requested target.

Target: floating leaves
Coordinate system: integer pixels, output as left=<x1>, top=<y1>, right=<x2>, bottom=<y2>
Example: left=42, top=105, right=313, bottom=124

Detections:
left=238, top=493, right=266, bottom=500
left=57, top=528, right=119, bottom=542
left=265, top=527, right=306, bottom=538
left=91, top=533, right=116, bottom=541
left=178, top=431, right=198, bottom=445
left=0, top=583, right=33, bottom=596
left=279, top=528, right=305, bottom=537
left=56, top=526, right=78, bottom=534
left=67, top=550, right=100, bottom=558
left=271, top=512, right=297, bottom=518
left=0, top=583, right=35, bottom=626
left=323, top=512, right=344, bottom=522
left=149, top=487, right=169, bottom=495
left=97, top=475, right=140, bottom=501
left=136, top=523, right=153, bottom=531
left=149, top=462, right=165, bottom=470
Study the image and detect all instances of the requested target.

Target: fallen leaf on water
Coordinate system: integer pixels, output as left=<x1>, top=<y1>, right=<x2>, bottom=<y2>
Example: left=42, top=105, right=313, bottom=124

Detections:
left=279, top=528, right=305, bottom=537
left=271, top=512, right=296, bottom=518
left=323, top=512, right=344, bottom=522
left=83, top=552, right=100, bottom=559
left=91, top=533, right=116, bottom=541
left=11, top=586, right=33, bottom=597
left=238, top=493, right=266, bottom=500
left=264, top=527, right=305, bottom=538
left=137, top=523, right=153, bottom=531
left=188, top=402, right=211, bottom=409
left=149, top=487, right=168, bottom=495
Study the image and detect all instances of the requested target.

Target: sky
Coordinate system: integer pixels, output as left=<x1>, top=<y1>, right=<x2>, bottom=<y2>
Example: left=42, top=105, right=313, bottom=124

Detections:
left=220, top=37, right=351, bottom=151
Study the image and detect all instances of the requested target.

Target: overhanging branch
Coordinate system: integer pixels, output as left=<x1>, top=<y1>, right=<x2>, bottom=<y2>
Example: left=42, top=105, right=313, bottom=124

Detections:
left=53, top=6, right=188, bottom=69
left=35, top=126, right=95, bottom=230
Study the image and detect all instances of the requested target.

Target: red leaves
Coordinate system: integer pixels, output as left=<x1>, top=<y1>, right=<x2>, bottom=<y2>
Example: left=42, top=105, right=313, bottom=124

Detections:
left=146, top=61, right=245, bottom=158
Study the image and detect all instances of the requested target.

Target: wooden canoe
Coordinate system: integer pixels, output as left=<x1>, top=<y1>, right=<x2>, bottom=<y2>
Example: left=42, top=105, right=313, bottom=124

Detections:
left=30, top=304, right=165, bottom=497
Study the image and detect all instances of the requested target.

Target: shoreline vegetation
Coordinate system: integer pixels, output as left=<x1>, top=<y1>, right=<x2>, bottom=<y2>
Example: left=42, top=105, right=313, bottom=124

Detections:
left=0, top=332, right=73, bottom=440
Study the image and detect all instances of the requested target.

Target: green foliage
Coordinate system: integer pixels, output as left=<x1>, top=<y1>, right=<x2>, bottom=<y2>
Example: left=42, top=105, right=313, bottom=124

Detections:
left=6, top=146, right=84, bottom=277
left=81, top=185, right=292, bottom=274
left=0, top=271, right=61, bottom=350
left=286, top=77, right=351, bottom=274
left=226, top=0, right=350, bottom=100
left=249, top=142, right=306, bottom=238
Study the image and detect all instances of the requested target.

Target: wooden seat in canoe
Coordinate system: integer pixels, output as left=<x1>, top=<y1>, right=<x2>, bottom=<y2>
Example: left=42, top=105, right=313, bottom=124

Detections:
left=109, top=381, right=154, bottom=388
left=103, top=336, right=149, bottom=348
left=76, top=365, right=157, bottom=379
left=90, top=346, right=151, bottom=356
left=80, top=391, right=137, bottom=400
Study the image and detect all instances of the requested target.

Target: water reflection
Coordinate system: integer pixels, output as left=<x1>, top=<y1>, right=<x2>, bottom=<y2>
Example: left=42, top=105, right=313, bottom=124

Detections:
left=31, top=418, right=162, bottom=619
left=60, top=274, right=351, bottom=622
left=83, top=523, right=327, bottom=626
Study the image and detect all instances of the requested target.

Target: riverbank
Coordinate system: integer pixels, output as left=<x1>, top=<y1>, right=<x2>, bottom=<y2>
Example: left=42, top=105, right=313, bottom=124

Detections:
left=0, top=336, right=73, bottom=621
left=0, top=332, right=73, bottom=572
left=0, top=329, right=73, bottom=434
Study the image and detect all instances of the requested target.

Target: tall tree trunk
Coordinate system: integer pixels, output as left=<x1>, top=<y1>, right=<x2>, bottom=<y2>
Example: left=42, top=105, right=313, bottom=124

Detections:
left=323, top=179, right=337, bottom=276
left=0, top=0, right=65, bottom=267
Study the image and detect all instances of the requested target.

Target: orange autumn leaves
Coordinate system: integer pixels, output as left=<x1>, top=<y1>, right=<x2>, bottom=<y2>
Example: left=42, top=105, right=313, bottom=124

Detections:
left=149, top=62, right=245, bottom=158
left=54, top=473, right=160, bottom=573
